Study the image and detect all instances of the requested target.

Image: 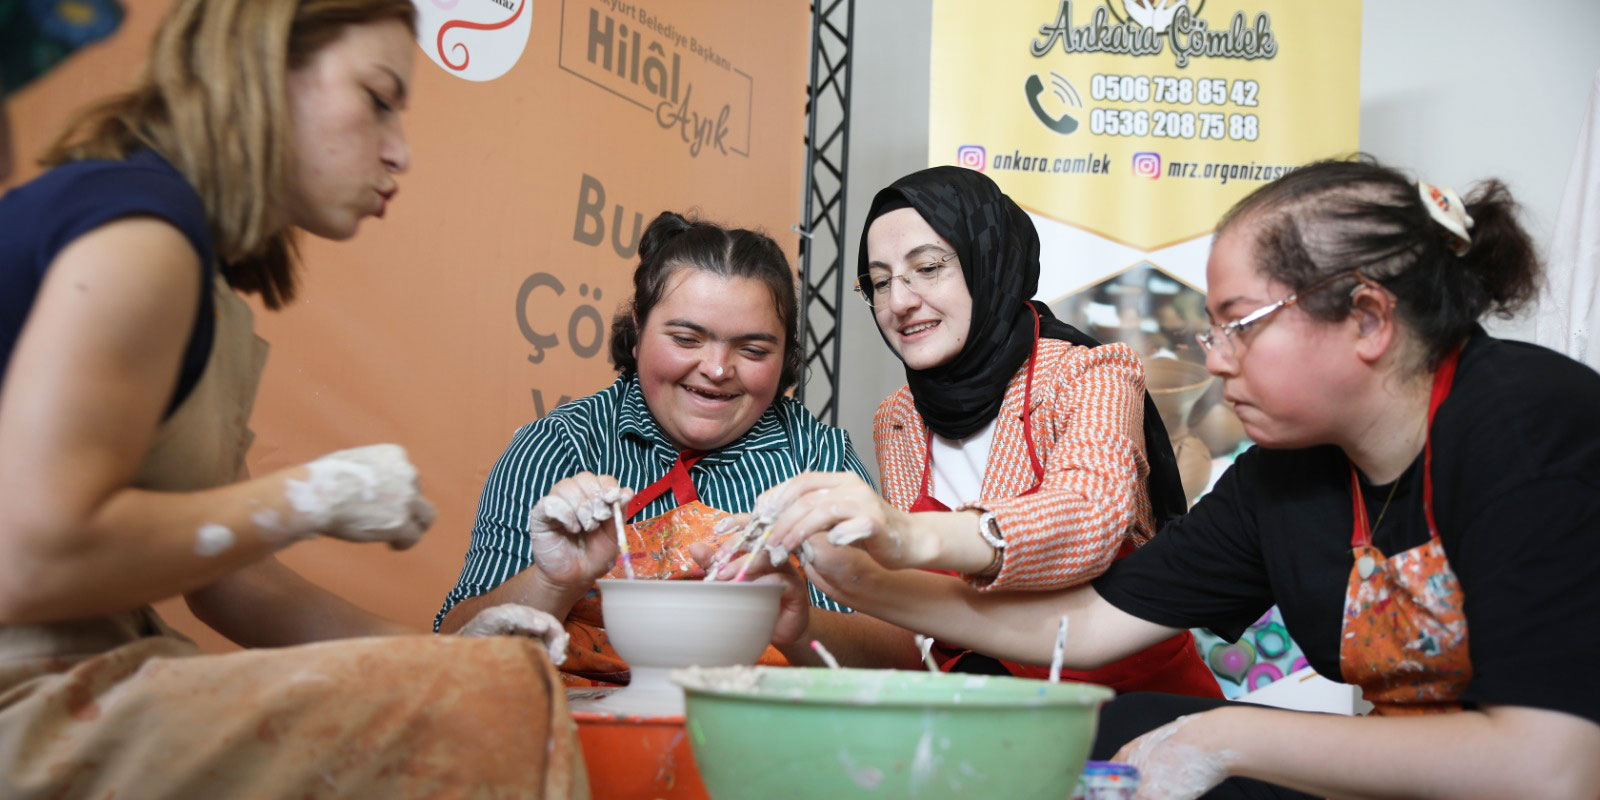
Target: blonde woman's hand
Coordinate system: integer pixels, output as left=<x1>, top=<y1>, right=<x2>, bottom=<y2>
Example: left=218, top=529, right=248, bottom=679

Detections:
left=287, top=444, right=436, bottom=549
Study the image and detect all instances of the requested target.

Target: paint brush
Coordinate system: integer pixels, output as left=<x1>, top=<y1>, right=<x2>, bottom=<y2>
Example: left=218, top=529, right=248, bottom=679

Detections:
left=914, top=634, right=939, bottom=672
left=1048, top=615, right=1069, bottom=684
left=703, top=516, right=758, bottom=582
left=810, top=639, right=841, bottom=669
left=730, top=519, right=775, bottom=582
left=612, top=500, right=634, bottom=580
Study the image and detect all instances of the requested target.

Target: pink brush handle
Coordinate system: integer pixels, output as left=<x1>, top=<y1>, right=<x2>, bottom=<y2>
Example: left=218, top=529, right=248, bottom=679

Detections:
left=729, top=525, right=774, bottom=582
left=809, top=639, right=841, bottom=669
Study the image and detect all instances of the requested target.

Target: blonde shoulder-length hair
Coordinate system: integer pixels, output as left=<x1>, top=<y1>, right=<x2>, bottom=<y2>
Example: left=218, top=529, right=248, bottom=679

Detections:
left=42, top=0, right=417, bottom=309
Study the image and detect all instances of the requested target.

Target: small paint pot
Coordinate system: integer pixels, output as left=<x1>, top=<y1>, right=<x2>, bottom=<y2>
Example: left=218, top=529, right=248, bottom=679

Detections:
left=1072, top=760, right=1140, bottom=799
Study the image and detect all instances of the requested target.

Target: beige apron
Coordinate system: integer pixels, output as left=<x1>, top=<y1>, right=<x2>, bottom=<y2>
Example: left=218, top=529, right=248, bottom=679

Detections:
left=0, top=276, right=586, bottom=798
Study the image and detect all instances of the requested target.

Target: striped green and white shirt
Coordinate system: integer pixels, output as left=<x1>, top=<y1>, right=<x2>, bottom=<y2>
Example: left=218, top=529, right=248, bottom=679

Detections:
left=436, top=372, right=871, bottom=629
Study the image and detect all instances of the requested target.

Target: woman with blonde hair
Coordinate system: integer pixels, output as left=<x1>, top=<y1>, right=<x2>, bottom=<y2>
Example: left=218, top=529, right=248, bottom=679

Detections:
left=0, top=1, right=581, bottom=796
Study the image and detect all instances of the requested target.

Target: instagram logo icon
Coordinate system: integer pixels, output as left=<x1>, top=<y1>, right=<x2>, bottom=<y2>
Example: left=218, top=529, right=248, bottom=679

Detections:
left=1132, top=152, right=1162, bottom=179
left=956, top=145, right=987, bottom=171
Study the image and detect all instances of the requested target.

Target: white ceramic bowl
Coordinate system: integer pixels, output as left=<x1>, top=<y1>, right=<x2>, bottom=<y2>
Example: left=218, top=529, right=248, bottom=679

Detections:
left=589, top=578, right=783, bottom=717
left=599, top=578, right=783, bottom=668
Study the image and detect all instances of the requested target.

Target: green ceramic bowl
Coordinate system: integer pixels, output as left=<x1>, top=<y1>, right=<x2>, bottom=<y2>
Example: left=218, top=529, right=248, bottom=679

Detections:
left=673, top=666, right=1112, bottom=799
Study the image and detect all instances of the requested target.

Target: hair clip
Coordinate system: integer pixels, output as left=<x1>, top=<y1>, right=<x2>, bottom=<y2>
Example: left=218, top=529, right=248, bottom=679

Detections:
left=1417, top=181, right=1475, bottom=256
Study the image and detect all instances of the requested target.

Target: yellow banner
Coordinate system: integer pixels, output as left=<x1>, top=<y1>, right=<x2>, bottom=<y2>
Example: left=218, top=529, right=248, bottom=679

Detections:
left=932, top=0, right=1359, bottom=255
left=929, top=0, right=1360, bottom=409
left=930, top=0, right=1360, bottom=700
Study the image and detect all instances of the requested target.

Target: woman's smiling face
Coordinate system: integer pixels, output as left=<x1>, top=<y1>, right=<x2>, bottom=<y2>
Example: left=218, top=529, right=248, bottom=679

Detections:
left=864, top=208, right=972, bottom=370
left=633, top=269, right=786, bottom=451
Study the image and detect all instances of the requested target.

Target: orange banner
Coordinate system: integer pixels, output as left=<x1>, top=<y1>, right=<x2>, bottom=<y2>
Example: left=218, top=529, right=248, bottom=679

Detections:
left=4, top=0, right=810, bottom=649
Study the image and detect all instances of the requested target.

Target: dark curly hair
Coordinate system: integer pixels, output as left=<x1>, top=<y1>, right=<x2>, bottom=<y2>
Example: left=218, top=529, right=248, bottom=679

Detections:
left=609, top=211, right=804, bottom=395
left=1217, top=155, right=1541, bottom=370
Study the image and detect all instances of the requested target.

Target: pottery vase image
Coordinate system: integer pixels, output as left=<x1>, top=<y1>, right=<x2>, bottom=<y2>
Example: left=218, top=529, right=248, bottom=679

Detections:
left=1192, top=400, right=1248, bottom=458
left=1143, top=356, right=1215, bottom=502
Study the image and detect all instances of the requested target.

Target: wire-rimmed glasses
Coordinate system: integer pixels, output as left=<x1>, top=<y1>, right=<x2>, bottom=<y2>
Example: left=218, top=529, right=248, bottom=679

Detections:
left=853, top=252, right=959, bottom=308
left=1196, top=270, right=1373, bottom=358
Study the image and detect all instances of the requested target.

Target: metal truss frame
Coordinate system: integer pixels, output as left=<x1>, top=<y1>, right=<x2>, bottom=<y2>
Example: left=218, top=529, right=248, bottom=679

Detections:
left=793, top=0, right=854, bottom=424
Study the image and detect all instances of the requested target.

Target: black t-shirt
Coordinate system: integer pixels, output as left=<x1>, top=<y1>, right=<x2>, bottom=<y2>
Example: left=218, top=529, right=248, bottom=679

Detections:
left=1095, top=333, right=1600, bottom=725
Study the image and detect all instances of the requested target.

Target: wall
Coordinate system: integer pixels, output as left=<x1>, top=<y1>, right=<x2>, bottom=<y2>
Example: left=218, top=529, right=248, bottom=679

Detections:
left=833, top=0, right=934, bottom=479
left=835, top=0, right=1600, bottom=475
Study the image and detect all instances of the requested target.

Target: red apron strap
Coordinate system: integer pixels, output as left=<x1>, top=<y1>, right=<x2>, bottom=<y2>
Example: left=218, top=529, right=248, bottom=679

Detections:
left=1348, top=345, right=1462, bottom=549
left=624, top=449, right=705, bottom=520
left=915, top=308, right=1046, bottom=511
left=916, top=432, right=939, bottom=509
left=1423, top=346, right=1462, bottom=538
left=1348, top=468, right=1374, bottom=549
left=1020, top=305, right=1044, bottom=486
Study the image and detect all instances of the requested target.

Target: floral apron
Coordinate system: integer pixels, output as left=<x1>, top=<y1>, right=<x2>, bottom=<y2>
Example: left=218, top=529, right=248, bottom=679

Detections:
left=1339, top=347, right=1473, bottom=715
left=561, top=455, right=789, bottom=686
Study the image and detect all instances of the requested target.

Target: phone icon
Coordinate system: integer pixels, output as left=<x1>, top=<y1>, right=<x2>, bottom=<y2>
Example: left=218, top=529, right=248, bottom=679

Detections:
left=1026, top=73, right=1080, bottom=135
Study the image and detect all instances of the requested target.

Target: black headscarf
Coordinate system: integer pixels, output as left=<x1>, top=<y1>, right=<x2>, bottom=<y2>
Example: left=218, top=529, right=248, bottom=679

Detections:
left=858, top=166, right=1187, bottom=526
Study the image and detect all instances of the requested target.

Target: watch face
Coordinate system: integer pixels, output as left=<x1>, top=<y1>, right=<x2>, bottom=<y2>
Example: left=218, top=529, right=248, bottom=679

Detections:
left=979, top=511, right=1005, bottom=548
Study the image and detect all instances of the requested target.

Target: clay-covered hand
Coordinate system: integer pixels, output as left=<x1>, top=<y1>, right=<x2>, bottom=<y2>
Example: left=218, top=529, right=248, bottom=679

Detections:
left=701, top=513, right=801, bottom=580
left=287, top=444, right=437, bottom=549
left=792, top=535, right=886, bottom=604
left=755, top=472, right=932, bottom=570
left=690, top=540, right=810, bottom=646
left=1113, top=712, right=1239, bottom=800
left=456, top=603, right=571, bottom=666
left=528, top=473, right=634, bottom=591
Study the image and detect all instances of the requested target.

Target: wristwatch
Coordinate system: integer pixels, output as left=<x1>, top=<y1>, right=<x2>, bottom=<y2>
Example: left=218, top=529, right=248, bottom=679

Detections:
left=976, top=511, right=1004, bottom=579
left=976, top=510, right=1005, bottom=549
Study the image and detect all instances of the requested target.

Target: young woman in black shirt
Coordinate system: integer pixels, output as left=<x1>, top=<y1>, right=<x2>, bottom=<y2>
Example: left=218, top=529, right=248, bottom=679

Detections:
left=784, top=157, right=1600, bottom=799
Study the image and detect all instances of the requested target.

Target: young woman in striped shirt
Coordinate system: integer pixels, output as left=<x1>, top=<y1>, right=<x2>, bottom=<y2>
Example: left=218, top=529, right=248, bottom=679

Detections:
left=436, top=211, right=872, bottom=683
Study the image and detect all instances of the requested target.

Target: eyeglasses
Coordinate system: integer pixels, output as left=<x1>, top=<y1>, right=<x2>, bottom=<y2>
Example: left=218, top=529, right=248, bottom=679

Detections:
left=1195, top=270, right=1372, bottom=358
left=853, top=252, right=959, bottom=308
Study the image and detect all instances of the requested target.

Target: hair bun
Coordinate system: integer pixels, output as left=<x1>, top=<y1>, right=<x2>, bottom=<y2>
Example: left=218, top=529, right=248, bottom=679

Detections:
left=1458, top=179, right=1537, bottom=312
left=637, top=211, right=693, bottom=265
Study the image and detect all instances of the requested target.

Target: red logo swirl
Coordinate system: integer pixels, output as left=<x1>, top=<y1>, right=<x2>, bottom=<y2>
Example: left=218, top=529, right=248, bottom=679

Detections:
left=436, top=0, right=526, bottom=72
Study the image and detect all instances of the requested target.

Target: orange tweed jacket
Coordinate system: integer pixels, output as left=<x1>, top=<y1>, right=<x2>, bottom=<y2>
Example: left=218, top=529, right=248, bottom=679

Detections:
left=873, top=338, right=1154, bottom=591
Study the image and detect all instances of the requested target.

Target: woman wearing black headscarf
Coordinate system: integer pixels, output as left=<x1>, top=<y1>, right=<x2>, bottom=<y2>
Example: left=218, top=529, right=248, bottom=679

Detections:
left=725, top=166, right=1220, bottom=696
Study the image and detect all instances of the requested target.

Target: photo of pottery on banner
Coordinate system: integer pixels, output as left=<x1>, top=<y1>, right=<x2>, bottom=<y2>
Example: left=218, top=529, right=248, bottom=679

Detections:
left=1050, top=263, right=1249, bottom=498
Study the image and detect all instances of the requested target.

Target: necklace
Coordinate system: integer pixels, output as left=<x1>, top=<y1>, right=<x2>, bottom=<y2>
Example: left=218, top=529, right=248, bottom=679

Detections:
left=1368, top=477, right=1403, bottom=536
